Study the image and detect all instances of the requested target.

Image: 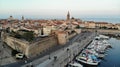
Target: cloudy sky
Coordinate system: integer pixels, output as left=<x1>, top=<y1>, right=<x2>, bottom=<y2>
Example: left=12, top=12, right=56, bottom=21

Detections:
left=0, top=0, right=120, bottom=18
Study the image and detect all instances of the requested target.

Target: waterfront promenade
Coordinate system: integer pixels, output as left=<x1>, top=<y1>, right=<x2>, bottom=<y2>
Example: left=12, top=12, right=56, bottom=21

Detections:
left=1, top=32, right=95, bottom=67
left=83, top=29, right=120, bottom=35
left=23, top=32, right=95, bottom=67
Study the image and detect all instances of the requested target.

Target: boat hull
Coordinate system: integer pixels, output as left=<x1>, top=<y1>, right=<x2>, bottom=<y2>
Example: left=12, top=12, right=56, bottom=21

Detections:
left=76, top=58, right=99, bottom=66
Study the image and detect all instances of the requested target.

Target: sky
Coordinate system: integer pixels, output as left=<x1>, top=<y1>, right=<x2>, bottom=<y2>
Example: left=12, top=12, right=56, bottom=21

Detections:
left=0, top=0, right=120, bottom=19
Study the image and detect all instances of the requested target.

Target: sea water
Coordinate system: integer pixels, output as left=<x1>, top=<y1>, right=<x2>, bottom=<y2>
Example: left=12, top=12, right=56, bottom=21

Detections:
left=98, top=38, right=120, bottom=67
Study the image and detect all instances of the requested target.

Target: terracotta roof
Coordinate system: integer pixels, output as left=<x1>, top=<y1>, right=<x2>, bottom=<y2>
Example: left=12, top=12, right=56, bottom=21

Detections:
left=95, top=22, right=108, bottom=24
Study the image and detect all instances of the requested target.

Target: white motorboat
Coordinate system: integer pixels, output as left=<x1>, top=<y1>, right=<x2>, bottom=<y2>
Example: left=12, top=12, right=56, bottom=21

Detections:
left=95, top=35, right=109, bottom=40
left=84, top=49, right=105, bottom=58
left=76, top=56, right=100, bottom=66
left=99, top=35, right=109, bottom=39
left=67, top=62, right=83, bottom=67
left=76, top=53, right=100, bottom=66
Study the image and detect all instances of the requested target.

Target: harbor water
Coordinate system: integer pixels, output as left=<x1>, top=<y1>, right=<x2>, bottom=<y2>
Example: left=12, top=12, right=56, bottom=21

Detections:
left=98, top=38, right=120, bottom=67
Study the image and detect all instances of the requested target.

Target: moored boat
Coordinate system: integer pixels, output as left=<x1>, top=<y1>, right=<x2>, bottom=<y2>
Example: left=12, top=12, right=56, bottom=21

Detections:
left=76, top=52, right=100, bottom=66
left=67, top=61, right=83, bottom=67
left=76, top=56, right=100, bottom=66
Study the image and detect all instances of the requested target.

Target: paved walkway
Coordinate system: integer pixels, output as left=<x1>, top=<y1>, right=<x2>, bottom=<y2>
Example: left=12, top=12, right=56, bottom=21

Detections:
left=0, top=39, right=16, bottom=66
left=1, top=32, right=95, bottom=67
left=23, top=32, right=95, bottom=67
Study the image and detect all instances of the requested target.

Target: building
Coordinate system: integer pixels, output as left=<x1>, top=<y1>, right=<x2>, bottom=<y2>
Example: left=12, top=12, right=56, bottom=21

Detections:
left=1, top=31, right=58, bottom=58
left=85, top=21, right=95, bottom=28
left=51, top=30, right=68, bottom=45
left=78, top=22, right=85, bottom=28
left=43, top=26, right=52, bottom=36
left=1, top=12, right=81, bottom=58
left=95, top=22, right=108, bottom=28
left=67, top=11, right=70, bottom=21
left=107, top=23, right=118, bottom=29
left=57, top=31, right=68, bottom=45
left=115, top=23, right=120, bottom=30
left=22, top=16, right=24, bottom=21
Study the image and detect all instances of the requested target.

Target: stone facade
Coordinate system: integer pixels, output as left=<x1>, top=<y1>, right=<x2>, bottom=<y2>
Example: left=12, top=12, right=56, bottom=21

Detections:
left=1, top=29, right=77, bottom=58
left=27, top=36, right=58, bottom=57
left=43, top=26, right=52, bottom=36
left=86, top=21, right=95, bottom=28
left=1, top=32, right=29, bottom=55
left=97, top=29, right=120, bottom=34
left=1, top=32, right=58, bottom=58
left=82, top=29, right=120, bottom=34
left=95, top=22, right=108, bottom=28
left=57, top=31, right=68, bottom=45
left=51, top=30, right=69, bottom=45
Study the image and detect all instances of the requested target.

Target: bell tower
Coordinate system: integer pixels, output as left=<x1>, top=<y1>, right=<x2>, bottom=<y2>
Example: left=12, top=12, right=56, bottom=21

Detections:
left=67, top=11, right=70, bottom=21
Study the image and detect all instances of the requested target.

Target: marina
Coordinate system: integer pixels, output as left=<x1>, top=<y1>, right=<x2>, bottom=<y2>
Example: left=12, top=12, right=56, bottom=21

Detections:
left=67, top=35, right=119, bottom=67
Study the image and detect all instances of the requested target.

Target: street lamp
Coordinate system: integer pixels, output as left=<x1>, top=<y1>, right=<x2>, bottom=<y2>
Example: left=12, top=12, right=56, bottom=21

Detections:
left=95, top=26, right=98, bottom=36
left=66, top=48, right=70, bottom=63
left=66, top=48, right=72, bottom=63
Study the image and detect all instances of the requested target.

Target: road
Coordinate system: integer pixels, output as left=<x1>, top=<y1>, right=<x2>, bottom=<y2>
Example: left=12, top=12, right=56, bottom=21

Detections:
left=1, top=32, right=95, bottom=67
left=0, top=38, right=17, bottom=66
left=23, top=32, right=95, bottom=67
left=36, top=32, right=94, bottom=67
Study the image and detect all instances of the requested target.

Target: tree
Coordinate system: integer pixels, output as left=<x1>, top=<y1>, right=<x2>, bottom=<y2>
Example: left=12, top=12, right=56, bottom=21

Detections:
left=101, top=26, right=107, bottom=29
left=75, top=25, right=80, bottom=29
left=22, top=31, right=35, bottom=42
left=6, top=27, right=10, bottom=33
left=14, top=33, right=22, bottom=38
left=10, top=29, right=35, bottom=42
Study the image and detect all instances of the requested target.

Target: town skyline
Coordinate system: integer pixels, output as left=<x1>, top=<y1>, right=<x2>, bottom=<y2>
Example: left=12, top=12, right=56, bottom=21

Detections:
left=1, top=0, right=120, bottom=67
left=0, top=12, right=120, bottom=24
